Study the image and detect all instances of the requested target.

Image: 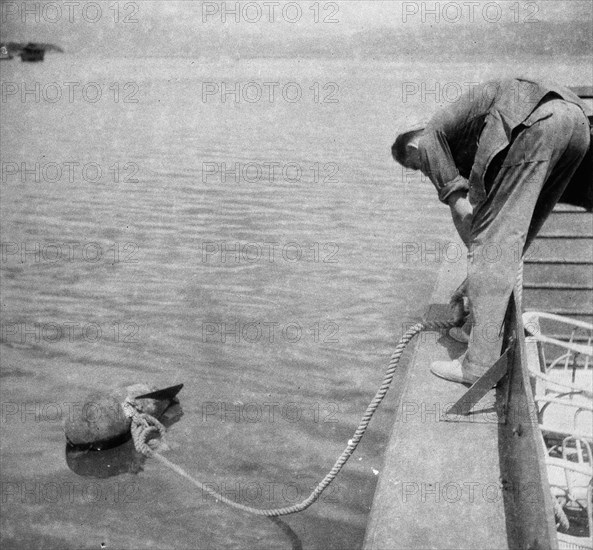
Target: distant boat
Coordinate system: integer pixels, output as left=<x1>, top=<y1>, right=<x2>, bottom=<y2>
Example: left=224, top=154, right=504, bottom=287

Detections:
left=19, top=43, right=45, bottom=62
left=0, top=46, right=13, bottom=60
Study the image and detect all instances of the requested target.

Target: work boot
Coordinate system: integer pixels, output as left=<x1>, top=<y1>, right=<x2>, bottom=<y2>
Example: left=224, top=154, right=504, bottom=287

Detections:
left=430, top=357, right=486, bottom=385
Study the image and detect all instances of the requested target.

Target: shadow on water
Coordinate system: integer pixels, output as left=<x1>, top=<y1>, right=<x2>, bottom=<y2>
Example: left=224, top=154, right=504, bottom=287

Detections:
left=66, top=415, right=307, bottom=550
left=65, top=438, right=146, bottom=478
left=268, top=517, right=303, bottom=550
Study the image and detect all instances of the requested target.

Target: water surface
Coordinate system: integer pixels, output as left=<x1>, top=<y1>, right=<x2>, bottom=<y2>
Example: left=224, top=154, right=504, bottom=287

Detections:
left=0, top=56, right=589, bottom=549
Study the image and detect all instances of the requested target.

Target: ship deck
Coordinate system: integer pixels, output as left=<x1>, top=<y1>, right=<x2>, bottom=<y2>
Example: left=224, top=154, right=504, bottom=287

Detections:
left=364, top=233, right=560, bottom=549
left=363, top=246, right=509, bottom=550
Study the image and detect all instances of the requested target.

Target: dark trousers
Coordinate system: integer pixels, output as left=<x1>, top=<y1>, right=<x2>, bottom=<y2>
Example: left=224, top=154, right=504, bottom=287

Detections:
left=463, top=99, right=590, bottom=373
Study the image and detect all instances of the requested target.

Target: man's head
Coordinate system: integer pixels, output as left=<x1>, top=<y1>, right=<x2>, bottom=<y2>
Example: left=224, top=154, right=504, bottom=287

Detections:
left=392, top=129, right=424, bottom=170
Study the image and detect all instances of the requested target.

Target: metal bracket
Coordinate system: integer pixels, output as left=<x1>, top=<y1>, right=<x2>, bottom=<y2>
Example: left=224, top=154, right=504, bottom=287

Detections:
left=443, top=339, right=514, bottom=422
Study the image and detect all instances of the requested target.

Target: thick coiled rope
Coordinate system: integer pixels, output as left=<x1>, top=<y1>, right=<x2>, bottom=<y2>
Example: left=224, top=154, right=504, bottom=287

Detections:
left=122, top=401, right=167, bottom=455
left=124, top=318, right=459, bottom=517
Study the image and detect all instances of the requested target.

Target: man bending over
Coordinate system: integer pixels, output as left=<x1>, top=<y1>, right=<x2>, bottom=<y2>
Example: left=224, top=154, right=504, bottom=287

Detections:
left=392, top=78, right=591, bottom=384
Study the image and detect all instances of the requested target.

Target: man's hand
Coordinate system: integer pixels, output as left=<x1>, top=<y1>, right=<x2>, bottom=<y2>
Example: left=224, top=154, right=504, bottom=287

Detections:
left=450, top=294, right=469, bottom=324
left=449, top=278, right=469, bottom=324
left=447, top=191, right=473, bottom=247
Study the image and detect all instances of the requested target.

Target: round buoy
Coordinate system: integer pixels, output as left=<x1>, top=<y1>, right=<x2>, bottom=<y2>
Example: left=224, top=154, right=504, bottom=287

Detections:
left=64, top=393, right=131, bottom=450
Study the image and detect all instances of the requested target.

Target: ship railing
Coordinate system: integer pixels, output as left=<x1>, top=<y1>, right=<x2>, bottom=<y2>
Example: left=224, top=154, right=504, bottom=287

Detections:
left=536, top=396, right=593, bottom=444
left=523, top=311, right=593, bottom=399
left=547, top=458, right=593, bottom=550
left=522, top=311, right=593, bottom=547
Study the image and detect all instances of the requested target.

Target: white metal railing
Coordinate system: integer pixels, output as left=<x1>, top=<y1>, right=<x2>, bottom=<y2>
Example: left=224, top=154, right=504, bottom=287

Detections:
left=523, top=311, right=593, bottom=547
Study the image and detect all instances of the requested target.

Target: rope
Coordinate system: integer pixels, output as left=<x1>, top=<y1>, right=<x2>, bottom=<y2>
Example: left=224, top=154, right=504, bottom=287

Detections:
left=515, top=260, right=524, bottom=311
left=122, top=401, right=167, bottom=455
left=124, top=318, right=460, bottom=517
left=551, top=492, right=570, bottom=531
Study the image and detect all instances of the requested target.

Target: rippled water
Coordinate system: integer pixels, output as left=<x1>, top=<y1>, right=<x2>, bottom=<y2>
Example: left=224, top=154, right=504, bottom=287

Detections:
left=0, top=55, right=589, bottom=549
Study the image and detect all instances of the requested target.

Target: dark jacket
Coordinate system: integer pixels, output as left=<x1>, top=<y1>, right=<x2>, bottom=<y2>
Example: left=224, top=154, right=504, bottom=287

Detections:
left=417, top=78, right=592, bottom=210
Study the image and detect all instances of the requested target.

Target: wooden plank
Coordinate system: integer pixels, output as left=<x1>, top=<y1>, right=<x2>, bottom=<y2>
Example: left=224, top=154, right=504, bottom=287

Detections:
left=523, top=263, right=593, bottom=287
left=537, top=212, right=593, bottom=236
left=524, top=208, right=593, bottom=324
left=523, top=287, right=593, bottom=311
left=497, top=295, right=559, bottom=549
left=525, top=238, right=593, bottom=263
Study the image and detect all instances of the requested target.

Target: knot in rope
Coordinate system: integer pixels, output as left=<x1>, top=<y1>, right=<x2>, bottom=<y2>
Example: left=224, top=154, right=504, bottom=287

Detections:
left=121, top=317, right=461, bottom=516
left=122, top=398, right=166, bottom=457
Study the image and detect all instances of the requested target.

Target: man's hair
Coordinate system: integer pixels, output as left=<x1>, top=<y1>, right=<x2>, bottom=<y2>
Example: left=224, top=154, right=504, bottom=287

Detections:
left=391, top=129, right=424, bottom=165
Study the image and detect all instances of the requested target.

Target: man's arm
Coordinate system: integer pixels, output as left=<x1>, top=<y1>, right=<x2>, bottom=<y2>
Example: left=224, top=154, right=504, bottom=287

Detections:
left=447, top=192, right=472, bottom=323
left=447, top=190, right=473, bottom=247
